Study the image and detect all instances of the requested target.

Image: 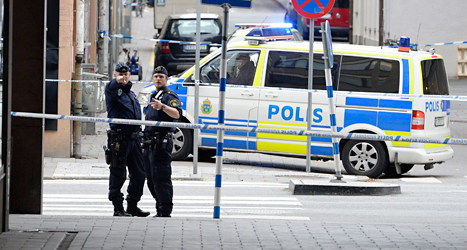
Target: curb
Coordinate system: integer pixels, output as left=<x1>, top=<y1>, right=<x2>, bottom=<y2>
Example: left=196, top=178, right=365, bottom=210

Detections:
left=44, top=176, right=205, bottom=181
left=289, top=179, right=401, bottom=195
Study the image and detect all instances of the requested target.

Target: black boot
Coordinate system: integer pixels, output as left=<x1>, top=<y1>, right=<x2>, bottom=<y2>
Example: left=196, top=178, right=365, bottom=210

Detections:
left=154, top=212, right=171, bottom=218
left=127, top=203, right=150, bottom=217
left=113, top=205, right=132, bottom=217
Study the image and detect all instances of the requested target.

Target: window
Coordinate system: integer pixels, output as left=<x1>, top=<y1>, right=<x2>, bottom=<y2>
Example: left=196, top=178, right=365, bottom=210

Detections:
left=338, top=56, right=399, bottom=93
left=421, top=59, right=449, bottom=95
left=186, top=50, right=260, bottom=85
left=167, top=19, right=221, bottom=40
left=265, top=51, right=339, bottom=90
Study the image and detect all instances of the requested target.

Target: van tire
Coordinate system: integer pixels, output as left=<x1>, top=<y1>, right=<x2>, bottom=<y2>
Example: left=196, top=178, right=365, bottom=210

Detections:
left=171, top=127, right=192, bottom=161
left=341, top=140, right=388, bottom=178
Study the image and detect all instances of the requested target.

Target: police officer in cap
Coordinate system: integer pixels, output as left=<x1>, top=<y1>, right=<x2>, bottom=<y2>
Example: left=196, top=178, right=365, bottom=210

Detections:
left=105, top=62, right=150, bottom=217
left=143, top=66, right=182, bottom=217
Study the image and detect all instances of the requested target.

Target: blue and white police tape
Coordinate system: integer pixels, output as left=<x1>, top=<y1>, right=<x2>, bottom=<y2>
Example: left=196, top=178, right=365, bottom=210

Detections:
left=422, top=40, right=467, bottom=47
left=181, top=82, right=467, bottom=102
left=109, top=34, right=222, bottom=47
left=10, top=111, right=467, bottom=145
left=29, top=79, right=467, bottom=102
left=45, top=79, right=153, bottom=85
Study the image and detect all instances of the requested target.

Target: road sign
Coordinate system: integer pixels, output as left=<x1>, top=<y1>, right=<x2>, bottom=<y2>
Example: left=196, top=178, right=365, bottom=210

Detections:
left=202, top=0, right=252, bottom=8
left=291, top=0, right=335, bottom=19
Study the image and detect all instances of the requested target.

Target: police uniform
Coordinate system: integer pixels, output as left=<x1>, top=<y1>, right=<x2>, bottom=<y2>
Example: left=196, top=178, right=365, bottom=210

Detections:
left=105, top=62, right=149, bottom=217
left=143, top=66, right=182, bottom=217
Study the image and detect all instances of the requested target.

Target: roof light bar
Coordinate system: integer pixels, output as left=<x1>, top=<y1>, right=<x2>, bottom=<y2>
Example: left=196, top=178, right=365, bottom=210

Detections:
left=235, top=23, right=293, bottom=28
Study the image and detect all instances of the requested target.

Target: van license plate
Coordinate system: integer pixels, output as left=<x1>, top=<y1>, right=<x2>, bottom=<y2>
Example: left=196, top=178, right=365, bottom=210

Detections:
left=435, top=117, right=444, bottom=127
left=185, top=45, right=207, bottom=50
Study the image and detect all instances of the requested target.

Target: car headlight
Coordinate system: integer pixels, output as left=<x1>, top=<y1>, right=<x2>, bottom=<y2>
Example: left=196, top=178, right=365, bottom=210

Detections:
left=137, top=92, right=151, bottom=106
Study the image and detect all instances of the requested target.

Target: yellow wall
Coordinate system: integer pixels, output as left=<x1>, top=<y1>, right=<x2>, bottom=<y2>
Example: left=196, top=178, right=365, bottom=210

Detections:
left=44, top=0, right=74, bottom=157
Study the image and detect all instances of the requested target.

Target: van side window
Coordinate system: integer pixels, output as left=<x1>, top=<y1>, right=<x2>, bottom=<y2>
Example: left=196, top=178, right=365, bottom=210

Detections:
left=265, top=51, right=339, bottom=90
left=338, top=56, right=399, bottom=93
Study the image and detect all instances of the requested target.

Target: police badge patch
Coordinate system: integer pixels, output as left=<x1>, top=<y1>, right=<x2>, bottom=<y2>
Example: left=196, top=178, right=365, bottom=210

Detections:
left=118, top=88, right=123, bottom=96
left=170, top=99, right=179, bottom=107
left=201, top=99, right=212, bottom=114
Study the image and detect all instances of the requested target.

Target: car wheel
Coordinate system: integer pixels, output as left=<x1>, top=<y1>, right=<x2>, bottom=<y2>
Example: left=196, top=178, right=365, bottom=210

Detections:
left=341, top=140, right=388, bottom=178
left=383, top=164, right=414, bottom=178
left=171, top=127, right=193, bottom=161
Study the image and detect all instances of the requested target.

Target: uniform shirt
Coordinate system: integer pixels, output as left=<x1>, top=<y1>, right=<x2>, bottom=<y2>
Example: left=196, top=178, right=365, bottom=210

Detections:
left=144, top=86, right=182, bottom=135
left=105, top=78, right=142, bottom=133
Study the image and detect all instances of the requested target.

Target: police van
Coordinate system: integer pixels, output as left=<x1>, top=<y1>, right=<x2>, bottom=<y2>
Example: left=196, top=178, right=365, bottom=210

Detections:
left=139, top=37, right=453, bottom=178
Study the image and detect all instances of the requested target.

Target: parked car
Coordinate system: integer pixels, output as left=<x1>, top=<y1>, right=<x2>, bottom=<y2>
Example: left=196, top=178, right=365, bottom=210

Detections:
left=154, top=13, right=222, bottom=76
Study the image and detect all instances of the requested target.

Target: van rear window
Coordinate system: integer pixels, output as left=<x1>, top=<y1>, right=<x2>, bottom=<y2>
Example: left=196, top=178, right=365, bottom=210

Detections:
left=421, top=59, right=449, bottom=95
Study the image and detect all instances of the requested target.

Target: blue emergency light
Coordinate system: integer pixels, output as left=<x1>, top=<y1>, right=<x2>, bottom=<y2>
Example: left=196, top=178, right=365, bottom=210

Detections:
left=399, top=36, right=410, bottom=52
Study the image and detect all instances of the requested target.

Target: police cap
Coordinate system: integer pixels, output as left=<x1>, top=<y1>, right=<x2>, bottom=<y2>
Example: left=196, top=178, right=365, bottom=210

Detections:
left=153, top=66, right=168, bottom=76
left=115, top=62, right=130, bottom=73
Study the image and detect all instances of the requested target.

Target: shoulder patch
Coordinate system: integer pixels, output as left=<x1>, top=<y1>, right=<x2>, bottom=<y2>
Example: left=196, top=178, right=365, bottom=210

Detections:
left=170, top=99, right=180, bottom=107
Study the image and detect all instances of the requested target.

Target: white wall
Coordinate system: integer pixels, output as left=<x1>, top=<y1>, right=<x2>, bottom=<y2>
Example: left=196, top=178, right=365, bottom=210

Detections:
left=353, top=0, right=467, bottom=79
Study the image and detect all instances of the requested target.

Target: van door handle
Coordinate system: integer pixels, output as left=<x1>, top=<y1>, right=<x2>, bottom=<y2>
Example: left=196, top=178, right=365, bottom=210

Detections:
left=241, top=91, right=254, bottom=96
left=265, top=93, right=278, bottom=98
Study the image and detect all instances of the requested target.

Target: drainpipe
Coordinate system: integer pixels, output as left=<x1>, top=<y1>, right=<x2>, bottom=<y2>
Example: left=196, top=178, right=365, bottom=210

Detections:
left=379, top=0, right=384, bottom=46
left=73, top=0, right=85, bottom=158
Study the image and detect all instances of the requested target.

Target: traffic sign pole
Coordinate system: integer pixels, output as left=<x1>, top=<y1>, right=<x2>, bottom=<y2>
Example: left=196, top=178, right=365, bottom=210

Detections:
left=306, top=18, right=314, bottom=174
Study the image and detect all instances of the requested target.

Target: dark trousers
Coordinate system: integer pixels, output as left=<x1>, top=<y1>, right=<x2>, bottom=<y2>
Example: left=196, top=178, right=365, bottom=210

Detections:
left=143, top=137, right=174, bottom=215
left=108, top=137, right=146, bottom=209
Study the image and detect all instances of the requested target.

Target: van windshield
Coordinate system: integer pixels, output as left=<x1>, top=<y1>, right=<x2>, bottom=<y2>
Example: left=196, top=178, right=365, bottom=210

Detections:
left=421, top=59, right=449, bottom=95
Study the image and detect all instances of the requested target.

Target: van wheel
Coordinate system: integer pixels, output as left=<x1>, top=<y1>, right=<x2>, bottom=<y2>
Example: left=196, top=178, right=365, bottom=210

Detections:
left=341, top=140, right=388, bottom=178
left=171, top=127, right=192, bottom=161
left=383, top=164, right=414, bottom=178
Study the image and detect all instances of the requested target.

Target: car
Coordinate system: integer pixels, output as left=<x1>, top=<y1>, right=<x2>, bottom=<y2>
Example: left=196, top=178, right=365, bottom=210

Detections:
left=153, top=13, right=222, bottom=76
left=139, top=35, right=453, bottom=178
left=228, top=23, right=303, bottom=44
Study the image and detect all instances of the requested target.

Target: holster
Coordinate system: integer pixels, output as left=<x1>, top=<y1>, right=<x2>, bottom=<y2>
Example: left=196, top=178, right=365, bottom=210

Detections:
left=142, top=132, right=171, bottom=151
left=106, top=129, right=122, bottom=168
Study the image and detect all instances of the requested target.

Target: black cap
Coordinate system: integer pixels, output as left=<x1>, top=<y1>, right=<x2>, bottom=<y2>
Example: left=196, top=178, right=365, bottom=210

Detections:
left=115, top=62, right=130, bottom=73
left=153, top=66, right=168, bottom=76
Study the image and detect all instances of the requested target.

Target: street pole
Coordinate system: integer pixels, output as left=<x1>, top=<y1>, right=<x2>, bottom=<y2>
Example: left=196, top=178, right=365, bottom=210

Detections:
left=98, top=0, right=109, bottom=75
left=213, top=3, right=230, bottom=219
left=193, top=0, right=202, bottom=175
left=306, top=18, right=314, bottom=173
left=73, top=0, right=85, bottom=158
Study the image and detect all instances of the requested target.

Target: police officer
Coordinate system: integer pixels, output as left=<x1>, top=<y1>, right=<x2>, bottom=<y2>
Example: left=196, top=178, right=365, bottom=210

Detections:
left=105, top=62, right=150, bottom=217
left=142, top=66, right=182, bottom=218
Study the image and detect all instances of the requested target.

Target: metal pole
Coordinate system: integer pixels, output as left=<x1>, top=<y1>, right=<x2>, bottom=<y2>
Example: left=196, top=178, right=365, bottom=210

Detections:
left=321, top=22, right=344, bottom=182
left=73, top=0, right=85, bottom=158
left=213, top=3, right=230, bottom=219
left=193, top=0, right=202, bottom=175
left=98, top=0, right=109, bottom=75
left=306, top=18, right=314, bottom=173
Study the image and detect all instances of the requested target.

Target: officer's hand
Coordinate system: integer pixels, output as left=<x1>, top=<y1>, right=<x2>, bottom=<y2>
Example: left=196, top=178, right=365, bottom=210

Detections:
left=149, top=98, right=162, bottom=110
